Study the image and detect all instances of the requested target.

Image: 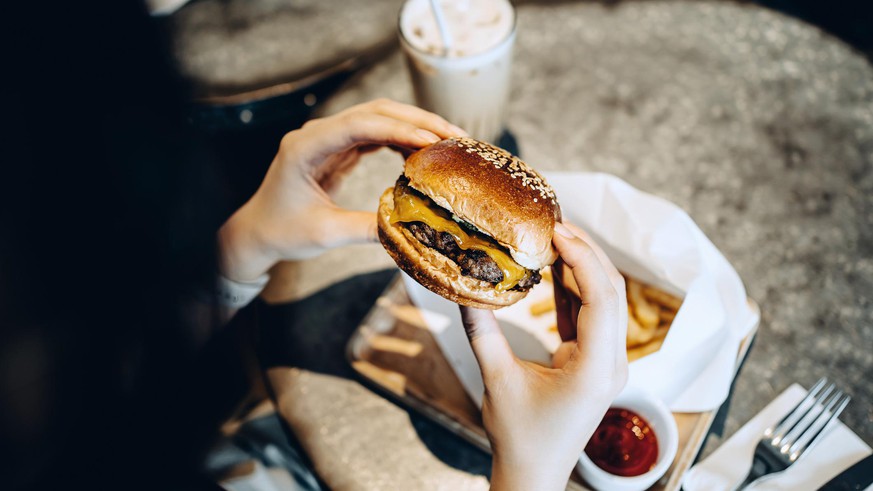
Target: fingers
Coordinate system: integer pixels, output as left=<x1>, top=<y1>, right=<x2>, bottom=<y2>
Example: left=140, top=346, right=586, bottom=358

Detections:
left=552, top=260, right=579, bottom=342
left=553, top=223, right=619, bottom=317
left=560, top=223, right=628, bottom=349
left=285, top=99, right=468, bottom=187
left=256, top=99, right=469, bottom=265
left=347, top=99, right=467, bottom=140
left=459, top=306, right=514, bottom=384
left=561, top=222, right=625, bottom=296
left=552, top=223, right=625, bottom=363
left=294, top=112, right=443, bottom=165
left=314, top=209, right=379, bottom=248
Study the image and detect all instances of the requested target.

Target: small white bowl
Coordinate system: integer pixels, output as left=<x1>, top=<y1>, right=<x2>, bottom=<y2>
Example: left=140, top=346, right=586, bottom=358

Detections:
left=576, top=386, right=679, bottom=491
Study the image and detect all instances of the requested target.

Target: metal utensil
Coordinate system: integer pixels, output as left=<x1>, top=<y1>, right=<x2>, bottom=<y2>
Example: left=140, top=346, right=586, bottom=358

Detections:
left=733, top=378, right=851, bottom=490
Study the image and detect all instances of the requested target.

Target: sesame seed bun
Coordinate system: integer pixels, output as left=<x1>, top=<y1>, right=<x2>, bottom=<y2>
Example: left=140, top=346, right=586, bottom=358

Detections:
left=404, top=138, right=561, bottom=270
left=377, top=137, right=561, bottom=309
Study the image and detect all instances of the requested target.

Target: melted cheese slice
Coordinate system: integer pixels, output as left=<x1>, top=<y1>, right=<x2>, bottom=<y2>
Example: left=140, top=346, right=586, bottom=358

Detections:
left=390, top=185, right=527, bottom=292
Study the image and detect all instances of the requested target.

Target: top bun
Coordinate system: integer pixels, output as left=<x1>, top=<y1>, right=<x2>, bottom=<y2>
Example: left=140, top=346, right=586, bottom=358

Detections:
left=404, top=137, right=561, bottom=270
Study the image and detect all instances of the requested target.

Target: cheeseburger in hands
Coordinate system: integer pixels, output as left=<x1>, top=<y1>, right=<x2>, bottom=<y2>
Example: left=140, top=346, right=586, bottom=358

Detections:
left=377, top=137, right=561, bottom=309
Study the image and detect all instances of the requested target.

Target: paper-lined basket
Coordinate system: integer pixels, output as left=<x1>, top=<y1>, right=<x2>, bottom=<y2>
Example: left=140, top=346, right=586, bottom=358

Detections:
left=402, top=172, right=759, bottom=412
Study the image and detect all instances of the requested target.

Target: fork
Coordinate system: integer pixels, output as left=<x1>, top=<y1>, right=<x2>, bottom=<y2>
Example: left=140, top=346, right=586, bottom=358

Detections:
left=732, top=378, right=851, bottom=490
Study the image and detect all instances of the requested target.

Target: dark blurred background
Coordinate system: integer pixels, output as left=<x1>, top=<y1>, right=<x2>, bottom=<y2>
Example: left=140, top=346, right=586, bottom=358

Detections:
left=751, top=0, right=872, bottom=58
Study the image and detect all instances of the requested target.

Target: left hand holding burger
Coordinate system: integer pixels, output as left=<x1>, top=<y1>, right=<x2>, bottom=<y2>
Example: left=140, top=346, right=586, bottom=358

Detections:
left=219, top=99, right=466, bottom=282
left=460, top=222, right=628, bottom=491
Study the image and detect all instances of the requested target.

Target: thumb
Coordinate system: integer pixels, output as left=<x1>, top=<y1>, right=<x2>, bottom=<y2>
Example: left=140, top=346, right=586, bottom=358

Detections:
left=459, top=306, right=514, bottom=385
left=316, top=209, right=379, bottom=247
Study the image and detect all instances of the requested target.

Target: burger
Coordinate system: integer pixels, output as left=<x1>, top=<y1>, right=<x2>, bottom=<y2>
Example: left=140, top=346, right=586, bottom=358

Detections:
left=377, top=137, right=561, bottom=309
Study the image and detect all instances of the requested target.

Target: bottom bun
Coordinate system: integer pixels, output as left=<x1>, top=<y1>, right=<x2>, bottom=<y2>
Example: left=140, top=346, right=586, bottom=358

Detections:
left=377, top=187, right=529, bottom=310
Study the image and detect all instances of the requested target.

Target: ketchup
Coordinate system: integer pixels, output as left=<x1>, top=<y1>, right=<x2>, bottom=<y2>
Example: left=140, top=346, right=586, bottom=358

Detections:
left=584, top=407, right=659, bottom=477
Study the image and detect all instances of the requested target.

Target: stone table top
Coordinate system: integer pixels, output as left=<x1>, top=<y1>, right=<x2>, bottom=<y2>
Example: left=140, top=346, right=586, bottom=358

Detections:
left=253, top=1, right=872, bottom=489
left=165, top=0, right=404, bottom=99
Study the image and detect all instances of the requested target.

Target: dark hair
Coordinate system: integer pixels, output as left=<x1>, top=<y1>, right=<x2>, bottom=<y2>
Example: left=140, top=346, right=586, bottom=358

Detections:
left=2, top=1, right=245, bottom=489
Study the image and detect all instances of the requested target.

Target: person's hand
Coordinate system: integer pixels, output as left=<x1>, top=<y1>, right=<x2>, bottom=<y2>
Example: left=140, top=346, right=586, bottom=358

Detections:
left=218, top=99, right=466, bottom=282
left=459, top=222, right=628, bottom=491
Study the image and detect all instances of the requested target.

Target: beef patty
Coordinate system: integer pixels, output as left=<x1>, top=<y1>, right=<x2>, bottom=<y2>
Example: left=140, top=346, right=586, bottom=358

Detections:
left=404, top=221, right=541, bottom=291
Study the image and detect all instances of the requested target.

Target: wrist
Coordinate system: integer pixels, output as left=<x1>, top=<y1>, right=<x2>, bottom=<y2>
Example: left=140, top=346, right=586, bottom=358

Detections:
left=490, top=453, right=572, bottom=491
left=219, top=201, right=278, bottom=282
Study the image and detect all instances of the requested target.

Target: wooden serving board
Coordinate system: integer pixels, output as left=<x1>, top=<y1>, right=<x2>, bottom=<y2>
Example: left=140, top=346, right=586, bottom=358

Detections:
left=346, top=275, right=758, bottom=490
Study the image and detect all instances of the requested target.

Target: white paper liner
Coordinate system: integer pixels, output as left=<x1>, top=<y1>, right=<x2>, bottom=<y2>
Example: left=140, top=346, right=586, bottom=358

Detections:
left=402, top=171, right=759, bottom=412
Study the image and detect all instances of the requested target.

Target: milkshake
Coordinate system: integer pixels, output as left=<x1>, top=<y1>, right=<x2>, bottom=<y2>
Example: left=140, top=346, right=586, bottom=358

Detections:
left=399, top=0, right=516, bottom=143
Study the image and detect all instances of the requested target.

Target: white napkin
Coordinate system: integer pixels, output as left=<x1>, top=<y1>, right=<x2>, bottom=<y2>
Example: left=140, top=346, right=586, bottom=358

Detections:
left=683, top=384, right=871, bottom=490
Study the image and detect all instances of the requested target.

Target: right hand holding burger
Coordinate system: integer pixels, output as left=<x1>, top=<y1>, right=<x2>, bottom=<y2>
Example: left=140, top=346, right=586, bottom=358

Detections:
left=460, top=222, right=628, bottom=490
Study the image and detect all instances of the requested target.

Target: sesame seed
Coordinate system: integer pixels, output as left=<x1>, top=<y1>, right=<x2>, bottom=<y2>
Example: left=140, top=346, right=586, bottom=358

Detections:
left=450, top=137, right=557, bottom=204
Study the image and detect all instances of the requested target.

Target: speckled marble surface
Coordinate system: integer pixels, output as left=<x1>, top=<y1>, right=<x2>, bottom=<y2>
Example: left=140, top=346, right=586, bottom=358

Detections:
left=238, top=0, right=873, bottom=488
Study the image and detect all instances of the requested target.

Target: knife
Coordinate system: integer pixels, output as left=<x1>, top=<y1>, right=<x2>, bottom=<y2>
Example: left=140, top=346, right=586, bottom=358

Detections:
left=818, top=454, right=873, bottom=490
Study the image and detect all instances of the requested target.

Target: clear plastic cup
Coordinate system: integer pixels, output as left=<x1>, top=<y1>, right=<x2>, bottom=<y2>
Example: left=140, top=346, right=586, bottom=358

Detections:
left=399, top=0, right=517, bottom=143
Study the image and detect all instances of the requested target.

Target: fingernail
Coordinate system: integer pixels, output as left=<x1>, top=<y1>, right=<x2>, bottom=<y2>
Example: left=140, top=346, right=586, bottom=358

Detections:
left=448, top=124, right=468, bottom=136
left=416, top=129, right=441, bottom=143
left=554, top=222, right=574, bottom=238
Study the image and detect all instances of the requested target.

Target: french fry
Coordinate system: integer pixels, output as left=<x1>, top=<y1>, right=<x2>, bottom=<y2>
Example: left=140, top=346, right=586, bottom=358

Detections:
left=541, top=269, right=675, bottom=361
left=626, top=306, right=655, bottom=348
left=627, top=336, right=666, bottom=362
left=541, top=267, right=553, bottom=283
left=642, top=285, right=683, bottom=312
left=658, top=308, right=677, bottom=325
left=529, top=297, right=556, bottom=316
left=653, top=324, right=670, bottom=339
left=627, top=278, right=660, bottom=329
left=627, top=328, right=669, bottom=362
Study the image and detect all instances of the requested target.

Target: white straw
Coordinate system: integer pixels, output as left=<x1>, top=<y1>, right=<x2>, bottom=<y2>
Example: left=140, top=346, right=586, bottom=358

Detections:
left=429, top=0, right=453, bottom=55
